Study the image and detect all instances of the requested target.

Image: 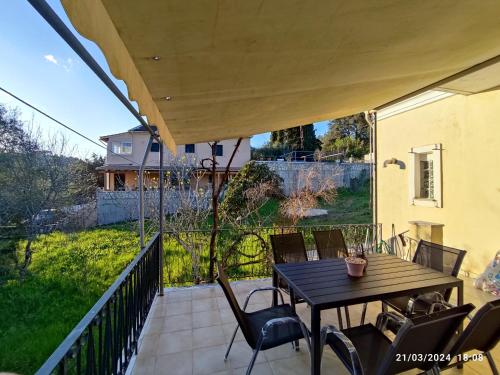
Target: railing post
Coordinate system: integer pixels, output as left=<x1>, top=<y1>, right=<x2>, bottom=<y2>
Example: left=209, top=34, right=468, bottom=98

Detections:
left=139, top=135, right=154, bottom=249
left=159, top=141, right=164, bottom=296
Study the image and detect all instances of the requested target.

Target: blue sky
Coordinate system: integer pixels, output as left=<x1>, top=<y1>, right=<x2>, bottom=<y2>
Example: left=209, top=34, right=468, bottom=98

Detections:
left=0, top=1, right=329, bottom=156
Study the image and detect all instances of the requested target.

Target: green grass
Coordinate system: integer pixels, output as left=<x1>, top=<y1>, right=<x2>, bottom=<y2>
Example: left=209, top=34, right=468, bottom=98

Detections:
left=300, top=183, right=372, bottom=225
left=0, top=224, right=141, bottom=375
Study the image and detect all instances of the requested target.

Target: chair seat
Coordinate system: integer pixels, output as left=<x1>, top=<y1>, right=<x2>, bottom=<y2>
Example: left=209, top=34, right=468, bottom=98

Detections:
left=385, top=296, right=411, bottom=312
left=246, top=304, right=304, bottom=350
left=326, top=324, right=392, bottom=375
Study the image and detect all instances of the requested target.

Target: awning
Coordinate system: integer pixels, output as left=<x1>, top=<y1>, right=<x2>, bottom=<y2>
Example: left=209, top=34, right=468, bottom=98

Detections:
left=61, top=0, right=500, bottom=151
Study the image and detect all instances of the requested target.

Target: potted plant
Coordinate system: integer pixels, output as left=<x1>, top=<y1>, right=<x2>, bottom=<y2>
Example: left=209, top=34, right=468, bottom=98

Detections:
left=345, top=256, right=366, bottom=277
left=356, top=243, right=368, bottom=272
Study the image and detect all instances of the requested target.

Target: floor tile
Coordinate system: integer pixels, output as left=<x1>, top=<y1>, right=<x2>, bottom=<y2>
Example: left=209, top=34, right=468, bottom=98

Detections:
left=192, top=325, right=226, bottom=349
left=192, top=309, right=222, bottom=328
left=192, top=344, right=231, bottom=375
left=155, top=351, right=193, bottom=375
left=165, top=301, right=192, bottom=316
left=157, top=329, right=193, bottom=355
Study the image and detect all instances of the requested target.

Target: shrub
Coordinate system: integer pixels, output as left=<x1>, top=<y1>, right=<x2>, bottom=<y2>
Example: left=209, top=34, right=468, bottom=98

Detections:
left=220, top=161, right=283, bottom=221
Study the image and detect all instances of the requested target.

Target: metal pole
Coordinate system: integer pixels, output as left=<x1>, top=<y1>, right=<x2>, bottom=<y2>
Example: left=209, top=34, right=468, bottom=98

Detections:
left=139, top=136, right=154, bottom=248
left=159, top=142, right=165, bottom=296
left=27, top=0, right=160, bottom=143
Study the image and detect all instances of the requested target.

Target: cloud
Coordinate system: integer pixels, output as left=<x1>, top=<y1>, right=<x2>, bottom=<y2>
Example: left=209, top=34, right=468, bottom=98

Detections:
left=44, top=54, right=58, bottom=65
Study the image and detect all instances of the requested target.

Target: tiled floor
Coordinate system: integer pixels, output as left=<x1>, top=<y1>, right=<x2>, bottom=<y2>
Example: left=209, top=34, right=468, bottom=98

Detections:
left=131, top=277, right=498, bottom=375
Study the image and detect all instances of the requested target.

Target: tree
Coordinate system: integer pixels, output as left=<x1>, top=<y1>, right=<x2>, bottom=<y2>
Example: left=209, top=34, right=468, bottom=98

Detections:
left=0, top=104, right=84, bottom=277
left=70, top=153, right=105, bottom=203
left=321, top=113, right=369, bottom=159
left=220, top=161, right=283, bottom=222
left=280, top=163, right=337, bottom=224
left=200, top=139, right=243, bottom=283
left=270, top=124, right=321, bottom=151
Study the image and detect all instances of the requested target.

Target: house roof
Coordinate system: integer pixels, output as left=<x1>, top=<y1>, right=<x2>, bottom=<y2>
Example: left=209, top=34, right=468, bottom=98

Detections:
left=61, top=1, right=500, bottom=152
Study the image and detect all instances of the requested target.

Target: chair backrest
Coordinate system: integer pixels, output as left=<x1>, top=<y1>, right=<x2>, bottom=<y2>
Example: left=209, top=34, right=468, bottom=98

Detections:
left=448, top=299, right=500, bottom=356
left=270, top=233, right=308, bottom=264
left=413, top=240, right=466, bottom=300
left=377, top=303, right=475, bottom=374
left=313, top=229, right=348, bottom=259
left=216, top=264, right=255, bottom=347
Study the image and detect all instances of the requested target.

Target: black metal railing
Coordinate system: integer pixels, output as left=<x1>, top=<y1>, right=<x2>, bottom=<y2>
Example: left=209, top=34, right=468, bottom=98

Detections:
left=36, top=233, right=161, bottom=375
left=163, top=224, right=382, bottom=285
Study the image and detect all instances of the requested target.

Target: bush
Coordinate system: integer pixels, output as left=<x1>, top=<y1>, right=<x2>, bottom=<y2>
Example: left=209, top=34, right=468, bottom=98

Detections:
left=220, top=161, right=283, bottom=221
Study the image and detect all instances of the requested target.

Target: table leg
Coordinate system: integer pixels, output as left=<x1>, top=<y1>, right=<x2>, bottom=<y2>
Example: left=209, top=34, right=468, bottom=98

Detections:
left=311, top=306, right=321, bottom=375
left=457, top=281, right=464, bottom=369
left=272, top=269, right=278, bottom=306
left=289, top=287, right=299, bottom=350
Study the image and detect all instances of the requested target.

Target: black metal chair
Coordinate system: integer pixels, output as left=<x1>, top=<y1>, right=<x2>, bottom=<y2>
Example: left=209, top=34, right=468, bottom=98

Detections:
left=313, top=229, right=348, bottom=259
left=360, top=240, right=467, bottom=324
left=313, top=229, right=352, bottom=329
left=440, top=299, right=500, bottom=374
left=216, top=264, right=310, bottom=375
left=270, top=233, right=308, bottom=304
left=321, top=303, right=475, bottom=375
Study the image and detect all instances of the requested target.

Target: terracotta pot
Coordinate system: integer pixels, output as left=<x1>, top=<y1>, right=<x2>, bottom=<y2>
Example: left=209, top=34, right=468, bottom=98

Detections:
left=345, top=257, right=366, bottom=277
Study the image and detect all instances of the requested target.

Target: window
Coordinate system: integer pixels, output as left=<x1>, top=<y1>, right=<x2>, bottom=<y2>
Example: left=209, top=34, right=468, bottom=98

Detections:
left=409, top=144, right=442, bottom=207
left=112, top=141, right=132, bottom=154
left=215, top=144, right=223, bottom=157
left=151, top=142, right=160, bottom=152
left=185, top=144, right=195, bottom=153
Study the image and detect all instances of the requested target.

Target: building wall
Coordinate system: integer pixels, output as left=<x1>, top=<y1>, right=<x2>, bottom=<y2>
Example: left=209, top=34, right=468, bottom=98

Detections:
left=105, top=132, right=251, bottom=169
left=377, top=89, right=500, bottom=276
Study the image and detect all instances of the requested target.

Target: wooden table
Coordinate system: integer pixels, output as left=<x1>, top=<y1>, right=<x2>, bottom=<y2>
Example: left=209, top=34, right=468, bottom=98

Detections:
left=272, top=253, right=464, bottom=375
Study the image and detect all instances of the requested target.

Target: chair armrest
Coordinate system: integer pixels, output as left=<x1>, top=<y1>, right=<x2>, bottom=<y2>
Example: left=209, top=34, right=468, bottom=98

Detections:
left=258, top=316, right=311, bottom=352
left=376, top=311, right=406, bottom=332
left=321, top=325, right=363, bottom=375
left=243, top=287, right=285, bottom=310
left=406, top=291, right=445, bottom=315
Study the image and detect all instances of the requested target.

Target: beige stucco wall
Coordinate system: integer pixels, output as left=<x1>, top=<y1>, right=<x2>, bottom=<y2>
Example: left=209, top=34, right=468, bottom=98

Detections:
left=377, top=89, right=500, bottom=276
left=105, top=132, right=251, bottom=169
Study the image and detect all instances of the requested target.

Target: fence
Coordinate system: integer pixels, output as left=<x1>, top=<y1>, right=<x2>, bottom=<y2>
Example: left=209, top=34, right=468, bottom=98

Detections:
left=163, top=223, right=381, bottom=286
left=36, top=233, right=161, bottom=375
left=255, top=161, right=370, bottom=195
left=96, top=189, right=209, bottom=225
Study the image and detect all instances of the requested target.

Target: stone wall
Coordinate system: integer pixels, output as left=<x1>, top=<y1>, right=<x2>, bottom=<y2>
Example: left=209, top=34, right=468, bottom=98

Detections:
left=255, top=161, right=370, bottom=195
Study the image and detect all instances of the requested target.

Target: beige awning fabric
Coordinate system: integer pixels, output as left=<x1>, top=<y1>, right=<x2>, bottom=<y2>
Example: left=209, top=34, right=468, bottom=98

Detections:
left=61, top=0, right=500, bottom=151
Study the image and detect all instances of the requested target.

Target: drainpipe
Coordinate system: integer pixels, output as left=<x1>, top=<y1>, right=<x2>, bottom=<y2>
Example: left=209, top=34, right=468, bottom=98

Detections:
left=139, top=135, right=154, bottom=248
left=372, top=111, right=379, bottom=245
left=159, top=141, right=164, bottom=296
left=366, top=110, right=379, bottom=247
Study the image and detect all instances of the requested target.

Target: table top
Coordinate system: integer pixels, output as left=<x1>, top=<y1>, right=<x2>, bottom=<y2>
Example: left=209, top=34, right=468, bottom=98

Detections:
left=273, top=254, right=462, bottom=310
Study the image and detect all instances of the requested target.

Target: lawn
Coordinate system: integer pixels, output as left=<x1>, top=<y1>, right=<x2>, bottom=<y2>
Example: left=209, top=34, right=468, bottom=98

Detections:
left=300, top=182, right=372, bottom=225
left=0, top=224, right=141, bottom=375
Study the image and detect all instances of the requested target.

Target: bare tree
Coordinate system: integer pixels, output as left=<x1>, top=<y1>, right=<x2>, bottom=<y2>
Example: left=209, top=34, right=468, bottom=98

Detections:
left=280, top=163, right=337, bottom=224
left=200, top=138, right=243, bottom=283
left=0, top=122, right=76, bottom=277
left=145, top=155, right=211, bottom=283
left=220, top=181, right=281, bottom=270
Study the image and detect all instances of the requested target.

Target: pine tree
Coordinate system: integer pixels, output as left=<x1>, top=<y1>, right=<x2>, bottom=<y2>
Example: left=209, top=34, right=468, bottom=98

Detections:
left=270, top=124, right=321, bottom=151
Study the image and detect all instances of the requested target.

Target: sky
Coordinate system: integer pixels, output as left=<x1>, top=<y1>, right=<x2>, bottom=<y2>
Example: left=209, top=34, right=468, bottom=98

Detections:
left=0, top=1, right=330, bottom=157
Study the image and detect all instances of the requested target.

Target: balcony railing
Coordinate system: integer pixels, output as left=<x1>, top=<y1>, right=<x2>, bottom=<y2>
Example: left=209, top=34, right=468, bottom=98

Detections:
left=36, top=233, right=161, bottom=375
left=164, top=224, right=381, bottom=285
